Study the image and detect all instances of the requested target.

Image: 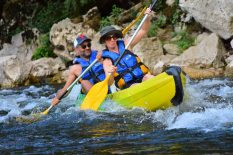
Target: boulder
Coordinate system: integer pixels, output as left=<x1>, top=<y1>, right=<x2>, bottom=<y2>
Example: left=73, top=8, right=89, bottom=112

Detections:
left=163, top=43, right=180, bottom=55
left=225, top=60, right=233, bottom=77
left=133, top=37, right=164, bottom=71
left=179, top=0, right=233, bottom=39
left=50, top=18, right=96, bottom=61
left=183, top=67, right=224, bottom=79
left=0, top=55, right=32, bottom=88
left=171, top=33, right=226, bottom=69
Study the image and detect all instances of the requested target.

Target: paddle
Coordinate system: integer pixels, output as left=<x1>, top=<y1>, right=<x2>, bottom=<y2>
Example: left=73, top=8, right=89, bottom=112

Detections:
left=40, top=11, right=146, bottom=115
left=80, top=0, right=158, bottom=111
left=122, top=7, right=147, bottom=36
left=15, top=11, right=148, bottom=124
left=41, top=58, right=99, bottom=115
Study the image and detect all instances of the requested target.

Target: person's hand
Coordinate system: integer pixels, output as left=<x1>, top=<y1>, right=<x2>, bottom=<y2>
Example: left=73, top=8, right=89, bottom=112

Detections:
left=107, top=65, right=117, bottom=74
left=51, top=97, right=60, bottom=106
left=96, top=51, right=103, bottom=61
left=145, top=7, right=152, bottom=14
left=145, top=7, right=153, bottom=19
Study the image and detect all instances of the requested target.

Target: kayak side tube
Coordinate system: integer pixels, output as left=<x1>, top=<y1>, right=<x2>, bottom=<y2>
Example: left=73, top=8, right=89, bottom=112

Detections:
left=165, top=66, right=184, bottom=106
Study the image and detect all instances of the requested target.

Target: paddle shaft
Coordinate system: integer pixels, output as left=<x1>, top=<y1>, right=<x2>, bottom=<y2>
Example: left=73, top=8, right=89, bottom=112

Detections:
left=58, top=59, right=98, bottom=100
left=115, top=0, right=157, bottom=66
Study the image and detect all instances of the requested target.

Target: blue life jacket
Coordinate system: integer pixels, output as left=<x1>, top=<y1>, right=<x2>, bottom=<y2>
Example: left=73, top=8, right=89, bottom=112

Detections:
left=73, top=50, right=105, bottom=85
left=102, top=40, right=150, bottom=89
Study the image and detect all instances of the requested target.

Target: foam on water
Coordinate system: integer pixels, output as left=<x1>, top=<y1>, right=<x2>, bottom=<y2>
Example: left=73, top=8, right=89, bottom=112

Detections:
left=1, top=79, right=233, bottom=132
left=167, top=106, right=233, bottom=131
left=164, top=78, right=233, bottom=131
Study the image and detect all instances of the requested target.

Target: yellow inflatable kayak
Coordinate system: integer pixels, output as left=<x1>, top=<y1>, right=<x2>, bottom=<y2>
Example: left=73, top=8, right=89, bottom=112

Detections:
left=76, top=66, right=186, bottom=111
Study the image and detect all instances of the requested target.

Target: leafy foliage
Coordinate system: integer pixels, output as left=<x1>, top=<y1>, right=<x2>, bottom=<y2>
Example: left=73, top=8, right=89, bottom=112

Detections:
left=32, top=34, right=56, bottom=60
left=171, top=8, right=182, bottom=25
left=172, top=31, right=195, bottom=51
left=111, top=5, right=124, bottom=19
left=155, top=13, right=167, bottom=28
left=100, top=5, right=123, bottom=28
left=9, top=27, right=23, bottom=36
left=64, top=0, right=78, bottom=14
left=29, top=1, right=69, bottom=33
left=148, top=22, right=157, bottom=37
left=63, top=0, right=100, bottom=18
left=100, top=17, right=112, bottom=29
left=148, top=13, right=167, bottom=37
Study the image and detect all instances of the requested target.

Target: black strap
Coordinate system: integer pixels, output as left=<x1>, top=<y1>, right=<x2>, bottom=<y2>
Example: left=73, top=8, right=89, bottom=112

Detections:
left=115, top=62, right=144, bottom=84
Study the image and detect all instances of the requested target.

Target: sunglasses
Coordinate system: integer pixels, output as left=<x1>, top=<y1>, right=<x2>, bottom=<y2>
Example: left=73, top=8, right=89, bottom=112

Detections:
left=81, top=42, right=91, bottom=49
left=105, top=34, right=118, bottom=41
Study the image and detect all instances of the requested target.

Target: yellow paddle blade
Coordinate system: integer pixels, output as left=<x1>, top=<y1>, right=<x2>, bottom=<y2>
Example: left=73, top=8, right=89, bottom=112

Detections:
left=16, top=105, right=54, bottom=123
left=40, top=105, right=53, bottom=115
left=80, top=75, right=111, bottom=111
left=16, top=114, right=44, bottom=123
left=41, top=108, right=50, bottom=115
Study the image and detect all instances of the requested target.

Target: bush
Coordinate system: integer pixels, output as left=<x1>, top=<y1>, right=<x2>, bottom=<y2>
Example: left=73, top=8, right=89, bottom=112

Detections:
left=172, top=31, right=195, bottom=51
left=29, top=1, right=69, bottom=33
left=155, top=13, right=167, bottom=28
left=171, top=8, right=182, bottom=25
left=100, top=17, right=112, bottom=28
left=100, top=5, right=123, bottom=28
left=32, top=34, right=56, bottom=60
left=148, top=13, right=167, bottom=37
left=148, top=22, right=157, bottom=37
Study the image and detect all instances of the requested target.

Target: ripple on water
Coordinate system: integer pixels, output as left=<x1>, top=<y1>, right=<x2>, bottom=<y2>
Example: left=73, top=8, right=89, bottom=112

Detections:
left=1, top=80, right=233, bottom=154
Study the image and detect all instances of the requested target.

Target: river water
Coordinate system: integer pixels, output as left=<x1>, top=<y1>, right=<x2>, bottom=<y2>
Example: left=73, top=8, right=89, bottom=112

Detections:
left=0, top=78, right=233, bottom=154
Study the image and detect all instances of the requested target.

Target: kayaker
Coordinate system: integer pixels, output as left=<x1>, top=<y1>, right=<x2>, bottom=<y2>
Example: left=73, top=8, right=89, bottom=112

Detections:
left=100, top=7, right=154, bottom=90
left=51, top=34, right=105, bottom=106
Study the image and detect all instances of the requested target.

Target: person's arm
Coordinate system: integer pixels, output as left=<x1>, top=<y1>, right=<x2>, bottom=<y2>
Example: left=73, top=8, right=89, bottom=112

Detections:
left=96, top=50, right=103, bottom=61
left=103, top=58, right=116, bottom=85
left=51, top=64, right=82, bottom=106
left=80, top=80, right=93, bottom=94
left=125, top=7, right=152, bottom=50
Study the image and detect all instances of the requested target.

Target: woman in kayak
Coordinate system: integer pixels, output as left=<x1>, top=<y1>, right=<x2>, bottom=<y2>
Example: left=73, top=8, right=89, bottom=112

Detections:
left=100, top=7, right=154, bottom=90
left=51, top=34, right=105, bottom=105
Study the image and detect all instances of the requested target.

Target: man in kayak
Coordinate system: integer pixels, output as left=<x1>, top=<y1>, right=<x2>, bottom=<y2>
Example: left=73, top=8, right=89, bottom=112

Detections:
left=100, top=7, right=154, bottom=90
left=51, top=34, right=105, bottom=105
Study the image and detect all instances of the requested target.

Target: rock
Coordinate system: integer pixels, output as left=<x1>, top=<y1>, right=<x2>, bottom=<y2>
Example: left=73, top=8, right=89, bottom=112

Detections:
left=0, top=43, right=18, bottom=56
left=50, top=18, right=96, bottom=60
left=11, top=28, right=39, bottom=47
left=225, top=60, right=233, bottom=77
left=118, top=3, right=143, bottom=24
left=153, top=54, right=178, bottom=75
left=0, top=55, right=32, bottom=88
left=30, top=58, right=66, bottom=78
left=153, top=61, right=165, bottom=75
left=163, top=43, right=180, bottom=55
left=133, top=37, right=164, bottom=71
left=166, top=0, right=175, bottom=6
left=195, top=32, right=210, bottom=44
left=183, top=67, right=224, bottom=79
left=82, top=6, right=101, bottom=31
left=231, top=39, right=233, bottom=49
left=225, top=55, right=233, bottom=64
left=179, top=0, right=233, bottom=39
left=171, top=33, right=226, bottom=68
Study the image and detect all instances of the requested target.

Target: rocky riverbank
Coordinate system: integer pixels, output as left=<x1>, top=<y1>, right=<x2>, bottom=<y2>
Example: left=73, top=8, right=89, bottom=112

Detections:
left=0, top=0, right=233, bottom=88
